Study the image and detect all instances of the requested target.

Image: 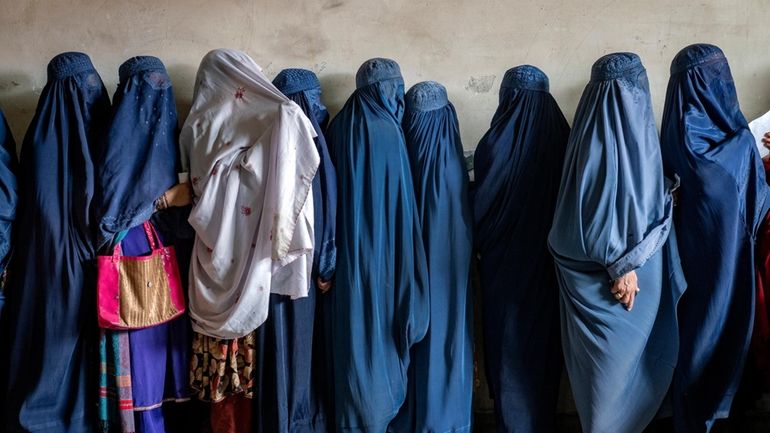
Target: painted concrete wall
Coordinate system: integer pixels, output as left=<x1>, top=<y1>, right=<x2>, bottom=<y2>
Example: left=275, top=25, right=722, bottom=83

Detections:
left=1, top=0, right=769, bottom=149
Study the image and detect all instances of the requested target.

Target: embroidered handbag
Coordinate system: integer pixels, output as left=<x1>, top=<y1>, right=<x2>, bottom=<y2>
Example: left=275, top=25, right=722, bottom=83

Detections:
left=97, top=221, right=185, bottom=330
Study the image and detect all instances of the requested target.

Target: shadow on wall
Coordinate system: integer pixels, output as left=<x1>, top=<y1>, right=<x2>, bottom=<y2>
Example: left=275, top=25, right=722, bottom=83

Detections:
left=744, top=66, right=770, bottom=122
left=0, top=71, right=38, bottom=153
left=166, top=63, right=198, bottom=122
left=319, top=72, right=355, bottom=119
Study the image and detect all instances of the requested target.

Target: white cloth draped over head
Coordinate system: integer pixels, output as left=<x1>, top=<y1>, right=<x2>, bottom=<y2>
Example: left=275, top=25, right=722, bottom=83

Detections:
left=181, top=48, right=319, bottom=339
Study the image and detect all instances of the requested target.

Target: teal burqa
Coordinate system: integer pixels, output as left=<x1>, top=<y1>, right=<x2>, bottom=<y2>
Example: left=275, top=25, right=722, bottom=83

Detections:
left=325, top=58, right=430, bottom=432
left=548, top=53, right=687, bottom=433
left=390, top=81, right=473, bottom=433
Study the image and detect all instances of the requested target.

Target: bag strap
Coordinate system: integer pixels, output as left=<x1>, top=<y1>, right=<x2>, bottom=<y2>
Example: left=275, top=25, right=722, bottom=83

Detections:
left=142, top=221, right=164, bottom=250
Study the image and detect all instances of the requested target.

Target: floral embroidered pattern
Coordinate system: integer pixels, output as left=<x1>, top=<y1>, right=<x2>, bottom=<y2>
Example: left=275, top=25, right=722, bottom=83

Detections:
left=190, top=332, right=256, bottom=402
left=234, top=86, right=245, bottom=100
left=241, top=206, right=252, bottom=216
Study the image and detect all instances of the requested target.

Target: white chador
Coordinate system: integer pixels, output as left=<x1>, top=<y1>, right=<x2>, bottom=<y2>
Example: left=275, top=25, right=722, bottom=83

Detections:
left=181, top=49, right=319, bottom=338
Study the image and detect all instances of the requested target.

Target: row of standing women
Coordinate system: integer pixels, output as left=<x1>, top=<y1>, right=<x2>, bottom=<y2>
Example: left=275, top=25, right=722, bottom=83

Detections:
left=0, top=42, right=766, bottom=433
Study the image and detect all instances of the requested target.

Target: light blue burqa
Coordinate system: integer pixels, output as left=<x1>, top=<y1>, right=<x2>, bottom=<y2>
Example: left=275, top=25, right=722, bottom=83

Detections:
left=548, top=52, right=687, bottom=433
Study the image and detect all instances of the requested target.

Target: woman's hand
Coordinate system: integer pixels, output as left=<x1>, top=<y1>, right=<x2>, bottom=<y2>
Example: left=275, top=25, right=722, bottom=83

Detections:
left=156, top=182, right=193, bottom=211
left=611, top=270, right=639, bottom=311
left=317, top=277, right=332, bottom=293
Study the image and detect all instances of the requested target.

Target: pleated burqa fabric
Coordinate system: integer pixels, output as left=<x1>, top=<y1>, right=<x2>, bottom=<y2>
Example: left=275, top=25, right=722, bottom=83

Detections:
left=245, top=68, right=336, bottom=433
left=93, top=56, right=191, bottom=433
left=548, top=53, right=686, bottom=433
left=325, top=58, right=429, bottom=432
left=660, top=44, right=770, bottom=433
left=0, top=108, right=18, bottom=321
left=472, top=66, right=569, bottom=433
left=389, top=81, right=473, bottom=433
left=0, top=52, right=111, bottom=433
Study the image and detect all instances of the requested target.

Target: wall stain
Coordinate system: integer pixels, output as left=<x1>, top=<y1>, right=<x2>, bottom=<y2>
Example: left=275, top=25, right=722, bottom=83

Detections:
left=323, top=1, right=345, bottom=10
left=465, top=75, right=496, bottom=94
left=0, top=81, right=21, bottom=91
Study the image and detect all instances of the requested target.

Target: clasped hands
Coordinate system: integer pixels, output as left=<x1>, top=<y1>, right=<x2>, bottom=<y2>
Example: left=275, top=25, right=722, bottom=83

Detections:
left=611, top=271, right=639, bottom=311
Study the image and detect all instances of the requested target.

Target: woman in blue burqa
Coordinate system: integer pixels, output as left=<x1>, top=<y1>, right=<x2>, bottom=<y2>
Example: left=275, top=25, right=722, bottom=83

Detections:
left=472, top=65, right=569, bottom=433
left=0, top=52, right=111, bottom=433
left=660, top=43, right=770, bottom=433
left=390, top=81, right=473, bottom=433
left=92, top=55, right=194, bottom=433
left=0, top=107, right=18, bottom=322
left=325, top=58, right=429, bottom=432
left=244, top=68, right=336, bottom=433
left=548, top=52, right=686, bottom=433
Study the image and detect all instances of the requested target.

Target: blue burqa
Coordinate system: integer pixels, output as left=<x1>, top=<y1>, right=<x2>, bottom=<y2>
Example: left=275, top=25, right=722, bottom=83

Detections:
left=325, top=58, right=430, bottom=432
left=660, top=44, right=770, bottom=433
left=247, top=68, right=336, bottom=433
left=0, top=52, right=111, bottom=433
left=390, top=81, right=473, bottom=433
left=0, top=108, right=18, bottom=321
left=94, top=55, right=179, bottom=248
left=472, top=66, right=569, bottom=433
left=548, top=53, right=686, bottom=433
left=94, top=56, right=191, bottom=433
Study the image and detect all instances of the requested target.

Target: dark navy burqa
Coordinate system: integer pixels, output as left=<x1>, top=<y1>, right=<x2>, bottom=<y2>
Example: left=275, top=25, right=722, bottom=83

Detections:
left=660, top=44, right=770, bottom=433
left=94, top=56, right=191, bottom=433
left=94, top=55, right=180, bottom=248
left=548, top=53, right=686, bottom=433
left=472, top=66, right=569, bottom=433
left=0, top=108, right=18, bottom=320
left=247, top=68, right=337, bottom=433
left=390, top=81, right=473, bottom=433
left=325, top=58, right=429, bottom=432
left=0, top=52, right=111, bottom=433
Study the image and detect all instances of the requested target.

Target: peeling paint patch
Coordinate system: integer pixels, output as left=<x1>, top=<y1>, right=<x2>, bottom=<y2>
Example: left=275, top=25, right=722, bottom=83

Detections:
left=465, top=75, right=496, bottom=94
left=314, top=61, right=328, bottom=73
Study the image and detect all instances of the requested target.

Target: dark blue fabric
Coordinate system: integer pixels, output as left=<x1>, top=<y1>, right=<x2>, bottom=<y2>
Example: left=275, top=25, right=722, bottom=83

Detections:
left=94, top=56, right=179, bottom=250
left=548, top=53, right=686, bottom=433
left=0, top=108, right=18, bottom=321
left=389, top=81, right=473, bottom=433
left=0, top=52, right=110, bottom=433
left=472, top=65, right=569, bottom=433
left=274, top=68, right=329, bottom=131
left=325, top=58, right=429, bottom=432
left=245, top=69, right=336, bottom=433
left=660, top=43, right=770, bottom=433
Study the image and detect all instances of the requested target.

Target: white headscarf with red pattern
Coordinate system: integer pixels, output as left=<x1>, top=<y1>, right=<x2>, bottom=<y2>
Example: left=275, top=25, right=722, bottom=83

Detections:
left=181, top=48, right=318, bottom=338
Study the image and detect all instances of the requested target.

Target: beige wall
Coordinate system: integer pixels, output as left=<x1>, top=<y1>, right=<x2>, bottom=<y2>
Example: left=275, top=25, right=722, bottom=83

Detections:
left=1, top=0, right=769, bottom=149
